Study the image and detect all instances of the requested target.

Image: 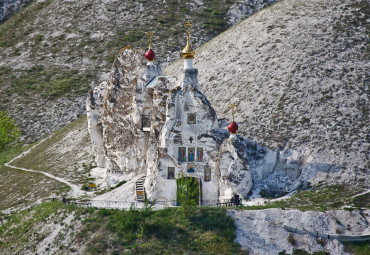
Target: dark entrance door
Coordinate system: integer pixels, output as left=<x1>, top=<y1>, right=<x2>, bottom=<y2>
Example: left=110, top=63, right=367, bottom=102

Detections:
left=176, top=177, right=200, bottom=205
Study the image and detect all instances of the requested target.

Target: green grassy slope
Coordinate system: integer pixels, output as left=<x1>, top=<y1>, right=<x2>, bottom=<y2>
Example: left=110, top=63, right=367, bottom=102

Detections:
left=0, top=165, right=69, bottom=211
left=10, top=115, right=94, bottom=185
left=0, top=144, right=70, bottom=211
left=0, top=201, right=246, bottom=254
left=0, top=115, right=93, bottom=211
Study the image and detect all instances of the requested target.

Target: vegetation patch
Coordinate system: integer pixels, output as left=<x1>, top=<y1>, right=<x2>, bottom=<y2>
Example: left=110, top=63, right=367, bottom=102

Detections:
left=0, top=112, right=20, bottom=152
left=0, top=201, right=75, bottom=253
left=0, top=201, right=245, bottom=254
left=0, top=143, right=31, bottom=165
left=0, top=165, right=70, bottom=211
left=344, top=240, right=370, bottom=255
left=241, top=184, right=366, bottom=211
left=0, top=0, right=238, bottom=114
left=77, top=206, right=242, bottom=254
left=10, top=115, right=94, bottom=185
left=0, top=66, right=90, bottom=100
left=0, top=142, right=70, bottom=210
left=352, top=193, right=370, bottom=208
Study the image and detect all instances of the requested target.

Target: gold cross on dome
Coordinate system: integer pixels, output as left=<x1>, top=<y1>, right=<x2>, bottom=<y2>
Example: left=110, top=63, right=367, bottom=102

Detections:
left=229, top=104, right=238, bottom=122
left=147, top=32, right=153, bottom=49
left=185, top=21, right=192, bottom=42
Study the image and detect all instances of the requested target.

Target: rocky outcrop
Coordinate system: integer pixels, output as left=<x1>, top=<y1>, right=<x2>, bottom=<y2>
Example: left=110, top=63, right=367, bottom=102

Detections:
left=228, top=208, right=370, bottom=255
left=87, top=44, right=325, bottom=202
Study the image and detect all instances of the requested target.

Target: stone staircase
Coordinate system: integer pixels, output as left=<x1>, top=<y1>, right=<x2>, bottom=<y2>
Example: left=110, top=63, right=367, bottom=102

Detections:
left=135, top=176, right=146, bottom=202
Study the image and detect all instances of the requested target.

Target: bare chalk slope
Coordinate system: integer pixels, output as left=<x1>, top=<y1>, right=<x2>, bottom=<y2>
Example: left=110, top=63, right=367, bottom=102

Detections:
left=165, top=0, right=369, bottom=184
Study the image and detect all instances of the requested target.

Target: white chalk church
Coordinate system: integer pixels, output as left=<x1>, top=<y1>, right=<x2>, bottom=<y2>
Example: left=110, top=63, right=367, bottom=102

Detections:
left=87, top=23, right=254, bottom=205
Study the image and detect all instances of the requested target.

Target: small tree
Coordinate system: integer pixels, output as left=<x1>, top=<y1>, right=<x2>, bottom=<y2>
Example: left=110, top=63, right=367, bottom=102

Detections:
left=0, top=112, right=20, bottom=151
left=176, top=173, right=200, bottom=217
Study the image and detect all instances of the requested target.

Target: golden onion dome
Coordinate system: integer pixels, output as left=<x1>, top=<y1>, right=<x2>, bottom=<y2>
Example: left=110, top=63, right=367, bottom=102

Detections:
left=181, top=42, right=194, bottom=59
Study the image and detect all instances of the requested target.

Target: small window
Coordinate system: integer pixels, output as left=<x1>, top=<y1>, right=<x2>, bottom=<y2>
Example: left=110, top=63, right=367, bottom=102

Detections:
left=142, top=115, right=151, bottom=131
left=188, top=113, right=196, bottom=124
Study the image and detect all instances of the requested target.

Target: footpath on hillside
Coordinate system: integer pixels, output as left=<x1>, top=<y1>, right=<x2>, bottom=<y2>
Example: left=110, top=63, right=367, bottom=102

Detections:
left=4, top=137, right=86, bottom=198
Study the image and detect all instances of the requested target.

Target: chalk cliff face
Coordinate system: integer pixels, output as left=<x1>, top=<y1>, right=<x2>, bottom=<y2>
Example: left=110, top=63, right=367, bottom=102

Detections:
left=87, top=48, right=254, bottom=202
left=228, top=208, right=370, bottom=255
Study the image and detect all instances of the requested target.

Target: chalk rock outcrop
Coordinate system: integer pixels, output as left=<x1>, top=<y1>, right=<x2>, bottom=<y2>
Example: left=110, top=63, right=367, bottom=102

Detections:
left=87, top=47, right=253, bottom=202
left=228, top=208, right=370, bottom=255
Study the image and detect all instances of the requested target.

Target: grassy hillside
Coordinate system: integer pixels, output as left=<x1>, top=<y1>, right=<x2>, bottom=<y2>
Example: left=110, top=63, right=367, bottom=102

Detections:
left=0, top=165, right=69, bottom=211
left=0, top=115, right=93, bottom=211
left=10, top=115, right=94, bottom=185
left=1, top=200, right=368, bottom=254
left=0, top=145, right=70, bottom=211
left=0, top=201, right=246, bottom=255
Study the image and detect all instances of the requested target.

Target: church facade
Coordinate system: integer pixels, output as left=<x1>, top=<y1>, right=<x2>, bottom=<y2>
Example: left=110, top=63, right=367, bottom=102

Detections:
left=87, top=25, right=253, bottom=204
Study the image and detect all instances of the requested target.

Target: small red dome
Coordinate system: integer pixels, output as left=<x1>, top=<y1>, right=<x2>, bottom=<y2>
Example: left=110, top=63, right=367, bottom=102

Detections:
left=145, top=49, right=155, bottom=61
left=228, top=121, right=238, bottom=133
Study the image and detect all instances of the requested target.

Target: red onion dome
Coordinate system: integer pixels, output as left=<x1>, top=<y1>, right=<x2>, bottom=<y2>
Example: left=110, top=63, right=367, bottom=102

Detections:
left=228, top=121, right=238, bottom=133
left=145, top=49, right=155, bottom=61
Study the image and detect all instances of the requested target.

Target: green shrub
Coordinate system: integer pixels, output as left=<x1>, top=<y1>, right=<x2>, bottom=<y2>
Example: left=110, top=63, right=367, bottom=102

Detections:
left=81, top=184, right=89, bottom=191
left=292, top=249, right=309, bottom=255
left=115, top=180, right=127, bottom=188
left=312, top=251, right=329, bottom=255
left=0, top=112, right=20, bottom=152
left=176, top=173, right=200, bottom=217
left=279, top=250, right=290, bottom=255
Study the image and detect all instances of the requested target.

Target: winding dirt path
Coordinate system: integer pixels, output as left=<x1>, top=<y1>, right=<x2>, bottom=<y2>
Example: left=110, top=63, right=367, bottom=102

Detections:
left=4, top=137, right=86, bottom=197
left=353, top=188, right=370, bottom=198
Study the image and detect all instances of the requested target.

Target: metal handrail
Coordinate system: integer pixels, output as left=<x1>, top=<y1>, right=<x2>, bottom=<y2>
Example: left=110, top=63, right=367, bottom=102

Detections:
left=63, top=199, right=243, bottom=209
